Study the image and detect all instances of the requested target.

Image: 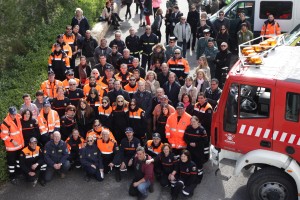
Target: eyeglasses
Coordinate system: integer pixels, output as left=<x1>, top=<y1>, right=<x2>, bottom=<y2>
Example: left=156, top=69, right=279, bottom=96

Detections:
left=174, top=52, right=180, bottom=54
left=87, top=140, right=93, bottom=142
left=102, top=101, right=108, bottom=104
left=69, top=84, right=76, bottom=86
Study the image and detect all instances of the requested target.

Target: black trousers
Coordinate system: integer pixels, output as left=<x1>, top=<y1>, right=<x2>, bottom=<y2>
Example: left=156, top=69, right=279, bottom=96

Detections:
left=125, top=3, right=132, bottom=18
left=141, top=54, right=152, bottom=71
left=83, top=165, right=104, bottom=181
left=7, top=150, right=21, bottom=180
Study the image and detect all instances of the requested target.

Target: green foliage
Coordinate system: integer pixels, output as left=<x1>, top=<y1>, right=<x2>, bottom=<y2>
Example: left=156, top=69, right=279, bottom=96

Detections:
left=0, top=0, right=105, bottom=182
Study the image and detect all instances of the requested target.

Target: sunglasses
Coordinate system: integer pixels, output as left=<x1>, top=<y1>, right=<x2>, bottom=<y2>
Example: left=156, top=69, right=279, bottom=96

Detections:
left=69, top=84, right=76, bottom=86
left=102, top=101, right=108, bottom=104
left=87, top=140, right=93, bottom=142
left=174, top=52, right=180, bottom=54
left=118, top=101, right=124, bottom=103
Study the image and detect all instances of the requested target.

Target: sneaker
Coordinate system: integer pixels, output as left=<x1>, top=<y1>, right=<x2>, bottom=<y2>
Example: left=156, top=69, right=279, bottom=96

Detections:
left=10, top=179, right=18, bottom=185
left=39, top=179, right=46, bottom=187
left=32, top=179, right=38, bottom=187
left=149, top=184, right=154, bottom=193
left=60, top=173, right=66, bottom=179
left=75, top=165, right=81, bottom=169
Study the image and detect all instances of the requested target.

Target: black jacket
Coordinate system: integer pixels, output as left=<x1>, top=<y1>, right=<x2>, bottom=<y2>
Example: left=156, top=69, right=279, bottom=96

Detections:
left=80, top=144, right=104, bottom=169
left=109, top=39, right=126, bottom=54
left=107, top=89, right=130, bottom=104
left=125, top=35, right=140, bottom=54
left=162, top=81, right=181, bottom=107
left=204, top=87, right=222, bottom=109
left=139, top=33, right=159, bottom=55
left=81, top=36, right=98, bottom=57
left=132, top=90, right=153, bottom=119
left=187, top=10, right=200, bottom=32
left=44, top=140, right=69, bottom=166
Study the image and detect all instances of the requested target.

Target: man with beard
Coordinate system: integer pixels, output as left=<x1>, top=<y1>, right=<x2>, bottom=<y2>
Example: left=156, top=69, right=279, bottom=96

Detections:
left=74, top=56, right=92, bottom=88
left=83, top=76, right=104, bottom=97
left=99, top=66, right=115, bottom=90
left=114, top=63, right=132, bottom=88
left=124, top=75, right=138, bottom=98
left=94, top=38, right=112, bottom=64
left=260, top=13, right=281, bottom=36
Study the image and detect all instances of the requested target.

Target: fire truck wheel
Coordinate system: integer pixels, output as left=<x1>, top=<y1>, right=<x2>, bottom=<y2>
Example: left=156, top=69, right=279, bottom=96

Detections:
left=247, top=167, right=297, bottom=200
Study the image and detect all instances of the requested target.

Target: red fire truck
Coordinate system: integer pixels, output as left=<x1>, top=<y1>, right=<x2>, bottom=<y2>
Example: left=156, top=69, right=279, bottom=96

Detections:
left=211, top=36, right=300, bottom=200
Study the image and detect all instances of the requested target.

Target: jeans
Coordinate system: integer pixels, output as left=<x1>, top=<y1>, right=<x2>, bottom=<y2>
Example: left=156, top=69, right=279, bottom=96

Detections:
left=137, top=179, right=151, bottom=196
left=177, top=41, right=187, bottom=58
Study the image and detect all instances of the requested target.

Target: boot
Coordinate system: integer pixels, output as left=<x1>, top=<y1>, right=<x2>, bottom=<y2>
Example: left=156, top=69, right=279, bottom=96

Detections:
left=115, top=168, right=121, bottom=182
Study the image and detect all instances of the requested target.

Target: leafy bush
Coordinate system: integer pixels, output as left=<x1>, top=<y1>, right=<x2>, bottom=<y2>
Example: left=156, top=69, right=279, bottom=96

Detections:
left=0, top=0, right=105, bottom=182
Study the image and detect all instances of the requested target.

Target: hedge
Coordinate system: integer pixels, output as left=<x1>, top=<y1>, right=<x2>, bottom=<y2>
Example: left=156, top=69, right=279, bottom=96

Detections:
left=0, top=0, right=105, bottom=182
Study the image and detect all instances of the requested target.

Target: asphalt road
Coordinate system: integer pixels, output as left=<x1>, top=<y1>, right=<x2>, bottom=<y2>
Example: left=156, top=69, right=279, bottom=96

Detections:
left=0, top=1, right=250, bottom=200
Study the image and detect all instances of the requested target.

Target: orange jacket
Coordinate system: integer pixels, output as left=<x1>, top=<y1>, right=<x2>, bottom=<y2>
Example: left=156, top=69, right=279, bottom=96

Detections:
left=97, top=137, right=118, bottom=155
left=114, top=72, right=132, bottom=87
left=124, top=83, right=138, bottom=94
left=86, top=127, right=115, bottom=141
left=98, top=105, right=113, bottom=117
left=63, top=34, right=76, bottom=48
left=40, top=79, right=63, bottom=98
left=48, top=52, right=70, bottom=68
left=146, top=140, right=163, bottom=155
left=1, top=114, right=24, bottom=151
left=260, top=21, right=281, bottom=36
left=37, top=109, right=60, bottom=135
left=167, top=57, right=190, bottom=78
left=62, top=78, right=80, bottom=89
left=165, top=111, right=191, bottom=149
left=83, top=84, right=104, bottom=97
left=51, top=43, right=72, bottom=58
left=65, top=136, right=85, bottom=153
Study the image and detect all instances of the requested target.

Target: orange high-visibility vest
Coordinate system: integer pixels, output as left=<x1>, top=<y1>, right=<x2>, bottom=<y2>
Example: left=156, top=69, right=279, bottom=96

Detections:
left=37, top=109, right=60, bottom=135
left=1, top=114, right=24, bottom=151
left=165, top=111, right=191, bottom=149
left=40, top=80, right=63, bottom=98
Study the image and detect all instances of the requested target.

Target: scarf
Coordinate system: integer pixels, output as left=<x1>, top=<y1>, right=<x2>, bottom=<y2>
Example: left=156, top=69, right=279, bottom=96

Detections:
left=146, top=80, right=156, bottom=93
left=185, top=84, right=193, bottom=94
left=196, top=79, right=204, bottom=93
left=78, top=64, right=88, bottom=84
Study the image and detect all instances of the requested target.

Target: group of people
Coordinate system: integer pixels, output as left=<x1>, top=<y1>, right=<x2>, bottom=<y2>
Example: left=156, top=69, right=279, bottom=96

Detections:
left=0, top=2, right=232, bottom=200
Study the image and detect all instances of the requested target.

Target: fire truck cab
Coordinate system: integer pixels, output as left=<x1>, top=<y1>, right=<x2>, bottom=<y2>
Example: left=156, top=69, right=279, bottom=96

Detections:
left=211, top=36, right=300, bottom=200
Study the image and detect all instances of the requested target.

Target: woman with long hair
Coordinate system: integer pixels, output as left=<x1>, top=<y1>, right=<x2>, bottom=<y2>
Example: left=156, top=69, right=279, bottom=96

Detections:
left=111, top=95, right=129, bottom=144
left=145, top=71, right=160, bottom=95
left=76, top=98, right=95, bottom=138
left=155, top=104, right=170, bottom=143
left=86, top=88, right=101, bottom=117
left=170, top=150, right=199, bottom=199
left=21, top=109, right=39, bottom=146
left=195, top=55, right=211, bottom=81
left=180, top=93, right=194, bottom=115
left=184, top=116, right=208, bottom=184
left=194, top=69, right=210, bottom=95
left=98, top=96, right=112, bottom=129
left=216, top=25, right=230, bottom=50
left=150, top=43, right=166, bottom=69
left=178, top=76, right=197, bottom=104
left=128, top=99, right=146, bottom=143
left=151, top=8, right=163, bottom=42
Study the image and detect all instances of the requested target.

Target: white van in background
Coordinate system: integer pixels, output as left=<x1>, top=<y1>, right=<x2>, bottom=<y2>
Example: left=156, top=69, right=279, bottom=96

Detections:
left=209, top=0, right=300, bottom=37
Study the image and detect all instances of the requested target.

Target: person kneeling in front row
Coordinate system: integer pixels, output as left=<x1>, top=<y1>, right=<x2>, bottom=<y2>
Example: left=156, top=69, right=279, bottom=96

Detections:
left=129, top=146, right=154, bottom=200
left=44, top=131, right=70, bottom=182
left=80, top=135, right=104, bottom=182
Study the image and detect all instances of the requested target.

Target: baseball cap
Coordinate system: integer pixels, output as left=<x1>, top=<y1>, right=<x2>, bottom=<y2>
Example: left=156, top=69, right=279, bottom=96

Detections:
left=105, top=65, right=114, bottom=71
left=57, top=34, right=64, bottom=39
left=203, top=29, right=210, bottom=33
left=152, top=133, right=161, bottom=139
left=8, top=106, right=17, bottom=115
left=176, top=102, right=184, bottom=109
left=29, top=137, right=38, bottom=143
left=43, top=100, right=51, bottom=107
left=48, top=69, right=55, bottom=75
left=66, top=69, right=74, bottom=75
left=125, top=127, right=134, bottom=133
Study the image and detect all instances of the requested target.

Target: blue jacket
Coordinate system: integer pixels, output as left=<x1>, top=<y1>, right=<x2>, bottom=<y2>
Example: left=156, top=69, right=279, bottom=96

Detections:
left=44, top=140, right=69, bottom=167
left=80, top=144, right=104, bottom=169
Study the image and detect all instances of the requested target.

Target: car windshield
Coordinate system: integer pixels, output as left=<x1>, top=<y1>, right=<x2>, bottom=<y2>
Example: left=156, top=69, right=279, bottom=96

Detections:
left=284, top=24, right=300, bottom=45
